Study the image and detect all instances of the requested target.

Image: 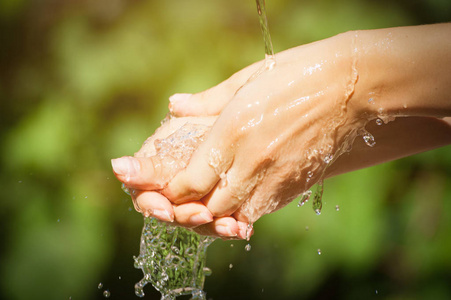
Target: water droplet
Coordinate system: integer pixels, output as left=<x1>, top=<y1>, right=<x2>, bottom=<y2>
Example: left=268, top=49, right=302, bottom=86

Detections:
left=335, top=205, right=340, bottom=211
left=375, top=290, right=378, bottom=294
left=306, top=170, right=313, bottom=182
left=376, top=118, right=383, bottom=125
left=245, top=223, right=253, bottom=241
left=98, top=283, right=103, bottom=289
left=312, top=182, right=324, bottom=215
left=191, top=290, right=205, bottom=300
left=245, top=244, right=252, bottom=252
left=317, top=249, right=322, bottom=255
left=57, top=219, right=60, bottom=223
left=363, top=133, right=376, bottom=147
left=298, top=190, right=312, bottom=207
left=305, top=226, right=309, bottom=231
left=230, top=243, right=234, bottom=248
left=121, top=183, right=131, bottom=195
left=368, top=98, right=374, bottom=103
left=118, top=276, right=121, bottom=280
left=359, top=129, right=376, bottom=147
left=171, top=245, right=180, bottom=255
left=219, top=172, right=227, bottom=188
left=323, top=154, right=333, bottom=164
left=185, top=247, right=195, bottom=256
left=229, top=264, right=233, bottom=270
left=135, top=286, right=145, bottom=298
left=203, top=267, right=212, bottom=276
left=103, top=290, right=110, bottom=298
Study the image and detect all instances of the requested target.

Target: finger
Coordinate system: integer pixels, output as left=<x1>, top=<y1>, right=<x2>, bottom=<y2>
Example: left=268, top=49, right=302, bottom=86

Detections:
left=161, top=128, right=234, bottom=204
left=237, top=221, right=254, bottom=240
left=192, top=217, right=242, bottom=239
left=111, top=156, right=169, bottom=190
left=202, top=181, right=244, bottom=218
left=173, top=202, right=214, bottom=227
left=133, top=190, right=175, bottom=222
left=169, top=60, right=263, bottom=117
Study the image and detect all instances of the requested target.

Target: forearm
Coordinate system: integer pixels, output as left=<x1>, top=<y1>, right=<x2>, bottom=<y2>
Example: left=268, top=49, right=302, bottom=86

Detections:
left=352, top=23, right=451, bottom=119
left=327, top=24, right=451, bottom=177
left=326, top=116, right=451, bottom=178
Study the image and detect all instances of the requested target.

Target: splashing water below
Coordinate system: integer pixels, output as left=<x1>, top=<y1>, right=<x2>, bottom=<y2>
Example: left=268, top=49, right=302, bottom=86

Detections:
left=134, top=217, right=215, bottom=300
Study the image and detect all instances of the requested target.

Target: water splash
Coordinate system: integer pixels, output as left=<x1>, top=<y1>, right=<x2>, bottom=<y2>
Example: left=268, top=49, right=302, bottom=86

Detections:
left=134, top=217, right=215, bottom=300
left=245, top=244, right=252, bottom=252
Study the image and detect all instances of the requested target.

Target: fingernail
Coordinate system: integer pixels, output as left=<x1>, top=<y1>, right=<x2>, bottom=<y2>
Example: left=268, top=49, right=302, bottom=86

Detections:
left=189, top=212, right=213, bottom=226
left=237, top=222, right=249, bottom=240
left=111, top=157, right=140, bottom=181
left=216, top=225, right=237, bottom=237
left=169, top=93, right=191, bottom=104
left=153, top=209, right=174, bottom=222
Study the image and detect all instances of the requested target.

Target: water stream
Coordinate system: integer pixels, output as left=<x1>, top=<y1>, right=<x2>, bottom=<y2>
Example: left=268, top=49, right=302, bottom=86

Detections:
left=256, top=0, right=276, bottom=68
left=133, top=218, right=214, bottom=299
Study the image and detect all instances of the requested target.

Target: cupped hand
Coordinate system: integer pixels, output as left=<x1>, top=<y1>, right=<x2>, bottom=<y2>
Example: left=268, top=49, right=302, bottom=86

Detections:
left=161, top=32, right=370, bottom=224
left=114, top=25, right=451, bottom=236
left=112, top=115, right=251, bottom=239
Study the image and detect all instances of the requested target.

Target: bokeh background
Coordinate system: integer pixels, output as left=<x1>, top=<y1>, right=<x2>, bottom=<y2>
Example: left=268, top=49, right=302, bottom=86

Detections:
left=1, top=0, right=450, bottom=299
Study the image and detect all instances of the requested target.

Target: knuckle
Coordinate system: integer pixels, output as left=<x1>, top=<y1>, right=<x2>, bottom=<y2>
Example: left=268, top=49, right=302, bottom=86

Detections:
left=148, top=157, right=165, bottom=189
left=166, top=174, right=211, bottom=203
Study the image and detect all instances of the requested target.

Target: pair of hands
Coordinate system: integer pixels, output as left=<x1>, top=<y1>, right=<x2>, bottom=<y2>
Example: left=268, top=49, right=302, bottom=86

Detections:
left=112, top=32, right=364, bottom=239
left=111, top=24, right=451, bottom=239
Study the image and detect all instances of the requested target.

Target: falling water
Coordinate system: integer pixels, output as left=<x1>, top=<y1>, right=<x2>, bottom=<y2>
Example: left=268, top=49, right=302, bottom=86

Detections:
left=255, top=0, right=276, bottom=68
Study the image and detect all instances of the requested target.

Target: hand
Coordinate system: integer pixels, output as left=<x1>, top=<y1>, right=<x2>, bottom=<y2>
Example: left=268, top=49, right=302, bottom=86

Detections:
left=151, top=25, right=451, bottom=224
left=161, top=32, right=367, bottom=223
left=113, top=24, right=451, bottom=234
left=112, top=115, right=251, bottom=239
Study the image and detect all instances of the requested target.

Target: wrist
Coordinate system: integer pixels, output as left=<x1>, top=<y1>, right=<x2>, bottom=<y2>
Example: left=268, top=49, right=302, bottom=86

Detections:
left=351, top=25, right=451, bottom=121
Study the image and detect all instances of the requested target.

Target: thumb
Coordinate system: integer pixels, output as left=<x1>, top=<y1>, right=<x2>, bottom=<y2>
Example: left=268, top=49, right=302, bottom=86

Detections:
left=161, top=123, right=235, bottom=204
left=111, top=156, right=172, bottom=190
left=169, top=60, right=262, bottom=117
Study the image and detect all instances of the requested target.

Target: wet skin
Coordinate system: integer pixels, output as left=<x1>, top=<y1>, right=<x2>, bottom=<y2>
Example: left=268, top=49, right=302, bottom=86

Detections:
left=113, top=24, right=451, bottom=239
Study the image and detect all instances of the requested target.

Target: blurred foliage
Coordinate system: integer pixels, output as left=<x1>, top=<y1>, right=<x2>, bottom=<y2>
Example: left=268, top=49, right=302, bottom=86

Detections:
left=0, top=0, right=450, bottom=299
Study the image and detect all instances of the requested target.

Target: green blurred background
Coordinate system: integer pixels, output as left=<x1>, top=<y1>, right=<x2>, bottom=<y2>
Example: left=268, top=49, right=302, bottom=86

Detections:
left=1, top=0, right=450, bottom=299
